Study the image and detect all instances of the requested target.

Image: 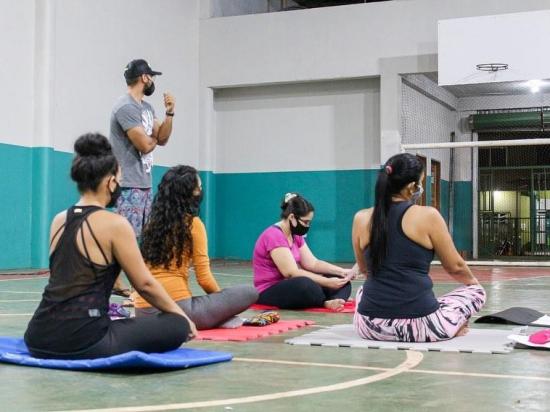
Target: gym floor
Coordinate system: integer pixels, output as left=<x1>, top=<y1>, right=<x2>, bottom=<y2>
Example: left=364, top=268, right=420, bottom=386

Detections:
left=0, top=262, right=549, bottom=412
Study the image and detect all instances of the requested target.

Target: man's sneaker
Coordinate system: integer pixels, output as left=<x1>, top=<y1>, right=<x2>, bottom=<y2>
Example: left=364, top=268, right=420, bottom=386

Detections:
left=108, top=303, right=131, bottom=319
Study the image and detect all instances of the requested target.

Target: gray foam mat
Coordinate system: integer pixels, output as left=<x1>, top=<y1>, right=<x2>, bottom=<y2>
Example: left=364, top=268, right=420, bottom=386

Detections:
left=475, top=307, right=550, bottom=327
left=285, top=324, right=518, bottom=354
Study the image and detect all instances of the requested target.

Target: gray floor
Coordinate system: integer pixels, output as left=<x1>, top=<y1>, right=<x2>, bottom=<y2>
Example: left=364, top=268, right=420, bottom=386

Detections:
left=0, top=262, right=549, bottom=411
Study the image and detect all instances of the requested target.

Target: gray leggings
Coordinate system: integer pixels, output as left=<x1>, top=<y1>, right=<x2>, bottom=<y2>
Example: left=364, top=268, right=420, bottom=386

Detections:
left=135, top=285, right=259, bottom=330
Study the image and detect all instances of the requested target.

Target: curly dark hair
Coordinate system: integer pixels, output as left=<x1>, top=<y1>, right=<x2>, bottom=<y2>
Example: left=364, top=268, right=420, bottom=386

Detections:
left=140, top=165, right=201, bottom=269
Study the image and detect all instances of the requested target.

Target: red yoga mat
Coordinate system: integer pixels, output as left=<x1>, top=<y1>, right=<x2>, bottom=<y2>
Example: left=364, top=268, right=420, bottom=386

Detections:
left=196, top=320, right=315, bottom=342
left=249, top=299, right=356, bottom=313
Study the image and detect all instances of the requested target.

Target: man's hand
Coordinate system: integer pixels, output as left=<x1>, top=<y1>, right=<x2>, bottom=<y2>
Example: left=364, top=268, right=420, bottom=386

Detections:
left=164, top=93, right=175, bottom=114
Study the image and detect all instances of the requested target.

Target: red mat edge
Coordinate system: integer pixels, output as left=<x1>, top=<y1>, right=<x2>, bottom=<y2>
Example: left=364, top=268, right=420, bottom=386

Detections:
left=195, top=320, right=315, bottom=342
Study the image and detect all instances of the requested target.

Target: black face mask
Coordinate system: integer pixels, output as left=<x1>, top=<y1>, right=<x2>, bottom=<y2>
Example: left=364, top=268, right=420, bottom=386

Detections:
left=143, top=81, right=155, bottom=96
left=106, top=181, right=122, bottom=209
left=290, top=217, right=309, bottom=236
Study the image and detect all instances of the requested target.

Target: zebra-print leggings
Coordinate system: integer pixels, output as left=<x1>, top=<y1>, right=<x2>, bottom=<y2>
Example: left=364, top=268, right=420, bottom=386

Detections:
left=353, top=284, right=486, bottom=342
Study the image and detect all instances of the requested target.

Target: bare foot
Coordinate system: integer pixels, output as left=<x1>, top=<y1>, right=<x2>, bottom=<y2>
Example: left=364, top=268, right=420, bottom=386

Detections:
left=455, top=323, right=470, bottom=337
left=324, top=299, right=346, bottom=311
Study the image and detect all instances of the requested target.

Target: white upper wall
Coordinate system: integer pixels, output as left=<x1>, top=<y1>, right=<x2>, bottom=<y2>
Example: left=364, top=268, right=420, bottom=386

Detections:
left=200, top=0, right=550, bottom=88
left=0, top=0, right=35, bottom=147
left=214, top=79, right=380, bottom=173
left=2, top=0, right=200, bottom=168
left=51, top=0, right=199, bottom=168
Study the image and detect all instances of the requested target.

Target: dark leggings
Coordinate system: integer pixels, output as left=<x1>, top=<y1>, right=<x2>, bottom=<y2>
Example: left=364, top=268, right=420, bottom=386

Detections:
left=258, top=276, right=352, bottom=309
left=29, top=313, right=190, bottom=360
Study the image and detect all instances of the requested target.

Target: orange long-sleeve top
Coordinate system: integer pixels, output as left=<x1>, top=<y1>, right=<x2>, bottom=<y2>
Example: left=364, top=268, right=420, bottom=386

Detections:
left=134, top=217, right=220, bottom=308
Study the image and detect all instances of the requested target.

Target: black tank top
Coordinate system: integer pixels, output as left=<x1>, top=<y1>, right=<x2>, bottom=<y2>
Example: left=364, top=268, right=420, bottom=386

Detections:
left=24, top=206, right=121, bottom=356
left=357, top=201, right=439, bottom=319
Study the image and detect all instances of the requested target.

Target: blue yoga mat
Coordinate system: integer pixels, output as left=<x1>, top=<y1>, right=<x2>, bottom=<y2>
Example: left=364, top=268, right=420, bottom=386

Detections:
left=0, top=337, right=232, bottom=370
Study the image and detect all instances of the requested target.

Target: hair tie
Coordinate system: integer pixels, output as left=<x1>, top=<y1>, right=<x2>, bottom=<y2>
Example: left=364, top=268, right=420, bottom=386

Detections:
left=385, top=165, right=393, bottom=175
left=284, top=193, right=297, bottom=204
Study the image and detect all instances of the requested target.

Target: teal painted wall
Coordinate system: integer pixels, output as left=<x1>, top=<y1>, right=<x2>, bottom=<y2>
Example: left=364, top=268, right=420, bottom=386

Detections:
left=0, top=143, right=33, bottom=269
left=440, top=179, right=449, bottom=223
left=0, top=145, right=79, bottom=269
left=452, top=181, right=473, bottom=254
left=32, top=149, right=80, bottom=268
left=149, top=168, right=377, bottom=262
left=0, top=141, right=474, bottom=269
left=198, top=171, right=217, bottom=257
left=213, top=169, right=378, bottom=262
left=432, top=179, right=472, bottom=254
left=0, top=145, right=171, bottom=269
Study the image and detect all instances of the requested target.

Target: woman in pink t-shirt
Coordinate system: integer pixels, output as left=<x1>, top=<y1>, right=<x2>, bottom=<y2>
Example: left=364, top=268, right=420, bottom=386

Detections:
left=252, top=193, right=352, bottom=310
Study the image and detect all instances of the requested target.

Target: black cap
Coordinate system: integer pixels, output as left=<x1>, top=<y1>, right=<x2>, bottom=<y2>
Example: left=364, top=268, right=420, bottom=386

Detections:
left=124, top=59, right=162, bottom=80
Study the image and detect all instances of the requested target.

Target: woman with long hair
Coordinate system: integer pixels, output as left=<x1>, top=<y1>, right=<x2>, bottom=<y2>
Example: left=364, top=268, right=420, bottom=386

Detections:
left=352, top=153, right=486, bottom=342
left=24, top=133, right=195, bottom=359
left=136, top=165, right=258, bottom=329
left=253, top=193, right=353, bottom=310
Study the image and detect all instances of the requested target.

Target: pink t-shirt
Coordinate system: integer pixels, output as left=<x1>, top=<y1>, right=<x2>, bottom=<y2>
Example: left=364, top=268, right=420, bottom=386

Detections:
left=252, top=225, right=305, bottom=293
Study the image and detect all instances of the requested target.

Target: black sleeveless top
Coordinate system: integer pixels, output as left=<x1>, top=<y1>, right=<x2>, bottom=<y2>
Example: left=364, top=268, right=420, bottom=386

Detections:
left=24, top=206, right=121, bottom=356
left=357, top=201, right=439, bottom=319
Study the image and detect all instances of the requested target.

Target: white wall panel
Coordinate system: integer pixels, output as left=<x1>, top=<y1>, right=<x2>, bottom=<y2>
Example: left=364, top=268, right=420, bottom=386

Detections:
left=200, top=0, right=550, bottom=88
left=0, top=0, right=35, bottom=147
left=51, top=0, right=200, bottom=168
left=214, top=79, right=380, bottom=173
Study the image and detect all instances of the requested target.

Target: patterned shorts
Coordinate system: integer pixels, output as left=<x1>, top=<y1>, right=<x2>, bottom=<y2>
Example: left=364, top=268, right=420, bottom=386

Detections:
left=353, top=284, right=486, bottom=342
left=115, top=188, right=153, bottom=239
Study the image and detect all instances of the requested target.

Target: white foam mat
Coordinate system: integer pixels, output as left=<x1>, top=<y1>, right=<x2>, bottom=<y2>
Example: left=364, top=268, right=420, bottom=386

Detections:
left=531, top=315, right=550, bottom=327
left=285, top=324, right=517, bottom=354
left=508, top=334, right=550, bottom=350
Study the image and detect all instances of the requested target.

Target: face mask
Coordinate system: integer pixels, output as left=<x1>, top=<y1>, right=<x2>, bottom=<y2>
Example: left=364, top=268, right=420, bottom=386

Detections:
left=411, top=183, right=424, bottom=203
left=290, top=216, right=310, bottom=236
left=143, top=81, right=155, bottom=96
left=106, top=180, right=122, bottom=208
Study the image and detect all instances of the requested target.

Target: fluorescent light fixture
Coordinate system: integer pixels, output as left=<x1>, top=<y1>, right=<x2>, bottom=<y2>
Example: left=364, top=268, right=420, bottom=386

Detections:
left=526, top=79, right=543, bottom=93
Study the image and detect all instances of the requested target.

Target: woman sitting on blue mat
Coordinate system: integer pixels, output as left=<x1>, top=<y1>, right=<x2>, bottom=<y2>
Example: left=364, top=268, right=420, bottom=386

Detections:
left=352, top=153, right=486, bottom=342
left=134, top=165, right=258, bottom=329
left=24, top=133, right=196, bottom=359
left=253, top=193, right=353, bottom=310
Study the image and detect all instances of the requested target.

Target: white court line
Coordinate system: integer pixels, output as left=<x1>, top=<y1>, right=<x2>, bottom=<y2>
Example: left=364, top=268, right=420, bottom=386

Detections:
left=55, top=351, right=423, bottom=412
left=0, top=299, right=40, bottom=302
left=0, top=276, right=48, bottom=282
left=0, top=313, right=34, bottom=316
left=433, top=260, right=550, bottom=267
left=211, top=271, right=252, bottom=278
left=234, top=357, right=550, bottom=382
left=0, top=291, right=42, bottom=294
left=408, top=368, right=550, bottom=382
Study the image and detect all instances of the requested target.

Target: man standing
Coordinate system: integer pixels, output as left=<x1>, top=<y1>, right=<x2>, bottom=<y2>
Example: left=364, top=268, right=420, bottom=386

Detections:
left=109, top=59, right=175, bottom=296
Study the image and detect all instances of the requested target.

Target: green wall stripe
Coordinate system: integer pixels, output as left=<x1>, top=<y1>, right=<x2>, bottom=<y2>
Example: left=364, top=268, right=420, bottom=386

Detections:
left=452, top=181, right=473, bottom=254
left=31, top=148, right=80, bottom=268
left=0, top=143, right=33, bottom=269
left=0, top=141, right=474, bottom=268
left=440, top=179, right=449, bottom=223
left=213, top=169, right=379, bottom=262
